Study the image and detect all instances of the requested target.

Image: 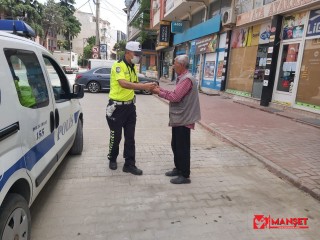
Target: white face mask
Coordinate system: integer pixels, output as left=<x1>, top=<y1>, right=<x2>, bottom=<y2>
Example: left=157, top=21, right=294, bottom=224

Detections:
left=131, top=55, right=140, bottom=64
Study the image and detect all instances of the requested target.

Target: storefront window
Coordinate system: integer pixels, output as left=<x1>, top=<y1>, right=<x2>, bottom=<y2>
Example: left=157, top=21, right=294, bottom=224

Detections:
left=276, top=43, right=300, bottom=93
left=296, top=39, right=320, bottom=108
left=228, top=46, right=258, bottom=93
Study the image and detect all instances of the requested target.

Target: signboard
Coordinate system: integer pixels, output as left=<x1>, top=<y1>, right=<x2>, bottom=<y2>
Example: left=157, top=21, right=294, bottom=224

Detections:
left=236, top=0, right=318, bottom=26
left=195, top=35, right=217, bottom=54
left=159, top=21, right=170, bottom=47
left=171, top=21, right=184, bottom=33
left=92, top=46, right=99, bottom=53
left=307, top=9, right=320, bottom=37
left=92, top=53, right=99, bottom=59
left=100, top=44, right=107, bottom=53
left=283, top=12, right=308, bottom=40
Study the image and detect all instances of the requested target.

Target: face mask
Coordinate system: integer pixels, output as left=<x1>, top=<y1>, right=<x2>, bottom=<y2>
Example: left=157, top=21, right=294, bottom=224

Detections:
left=131, top=55, right=140, bottom=64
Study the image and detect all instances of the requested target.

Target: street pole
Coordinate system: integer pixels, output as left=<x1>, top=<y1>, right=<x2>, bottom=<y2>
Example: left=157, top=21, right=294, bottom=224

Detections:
left=95, top=0, right=100, bottom=58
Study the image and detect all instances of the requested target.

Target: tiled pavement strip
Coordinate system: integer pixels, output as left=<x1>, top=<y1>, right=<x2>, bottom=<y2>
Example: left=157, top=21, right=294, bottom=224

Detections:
left=30, top=92, right=320, bottom=240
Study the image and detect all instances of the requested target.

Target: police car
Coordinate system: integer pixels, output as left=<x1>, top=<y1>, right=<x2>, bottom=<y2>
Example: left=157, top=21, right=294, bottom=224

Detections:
left=0, top=22, right=84, bottom=239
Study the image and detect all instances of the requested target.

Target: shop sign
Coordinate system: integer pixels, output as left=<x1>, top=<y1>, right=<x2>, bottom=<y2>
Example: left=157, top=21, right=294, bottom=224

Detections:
left=159, top=21, right=170, bottom=47
left=195, top=35, right=217, bottom=54
left=236, top=0, right=317, bottom=26
left=171, top=21, right=184, bottom=33
left=307, top=9, right=320, bottom=37
left=259, top=22, right=271, bottom=44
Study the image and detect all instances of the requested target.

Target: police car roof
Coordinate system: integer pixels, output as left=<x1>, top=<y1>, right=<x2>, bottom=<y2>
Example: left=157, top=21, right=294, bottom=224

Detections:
left=0, top=20, right=35, bottom=38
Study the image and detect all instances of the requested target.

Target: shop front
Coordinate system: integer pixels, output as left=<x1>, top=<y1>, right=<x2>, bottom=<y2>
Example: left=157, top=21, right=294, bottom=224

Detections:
left=200, top=33, right=227, bottom=91
left=234, top=0, right=320, bottom=113
left=272, top=9, right=320, bottom=112
left=227, top=22, right=271, bottom=98
left=173, top=15, right=221, bottom=89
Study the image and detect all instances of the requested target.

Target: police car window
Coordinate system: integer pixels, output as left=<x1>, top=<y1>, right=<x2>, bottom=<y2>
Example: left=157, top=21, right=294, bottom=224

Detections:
left=4, top=49, right=49, bottom=109
left=43, top=56, right=70, bottom=102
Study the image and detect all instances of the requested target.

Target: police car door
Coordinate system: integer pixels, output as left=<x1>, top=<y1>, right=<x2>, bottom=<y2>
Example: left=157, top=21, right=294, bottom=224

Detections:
left=0, top=49, right=25, bottom=198
left=42, top=55, right=79, bottom=163
left=3, top=47, right=56, bottom=199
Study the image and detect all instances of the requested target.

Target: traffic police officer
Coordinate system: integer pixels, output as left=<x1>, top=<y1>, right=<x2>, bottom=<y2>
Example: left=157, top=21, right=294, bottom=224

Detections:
left=106, top=41, right=156, bottom=175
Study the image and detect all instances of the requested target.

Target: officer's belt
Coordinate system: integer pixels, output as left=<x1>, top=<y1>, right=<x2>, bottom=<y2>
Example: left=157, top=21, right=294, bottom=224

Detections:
left=110, top=98, right=135, bottom=105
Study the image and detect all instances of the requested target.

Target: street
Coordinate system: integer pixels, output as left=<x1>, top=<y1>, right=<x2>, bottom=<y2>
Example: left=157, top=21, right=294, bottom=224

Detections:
left=29, top=91, right=320, bottom=240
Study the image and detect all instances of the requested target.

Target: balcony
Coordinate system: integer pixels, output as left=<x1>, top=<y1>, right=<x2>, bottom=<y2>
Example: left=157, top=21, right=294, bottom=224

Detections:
left=163, top=0, right=208, bottom=21
left=152, top=8, right=161, bottom=29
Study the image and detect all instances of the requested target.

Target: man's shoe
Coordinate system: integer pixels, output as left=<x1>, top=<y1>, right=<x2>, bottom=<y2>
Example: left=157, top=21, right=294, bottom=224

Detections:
left=109, top=161, right=117, bottom=170
left=170, top=176, right=191, bottom=184
left=123, top=165, right=143, bottom=175
left=165, top=168, right=181, bottom=177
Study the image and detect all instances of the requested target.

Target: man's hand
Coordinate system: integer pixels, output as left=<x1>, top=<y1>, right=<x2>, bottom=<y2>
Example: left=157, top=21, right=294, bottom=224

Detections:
left=142, top=82, right=158, bottom=91
left=151, top=86, right=160, bottom=95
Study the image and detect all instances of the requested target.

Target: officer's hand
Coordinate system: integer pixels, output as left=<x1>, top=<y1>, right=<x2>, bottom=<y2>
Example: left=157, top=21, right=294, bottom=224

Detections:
left=143, top=82, right=157, bottom=91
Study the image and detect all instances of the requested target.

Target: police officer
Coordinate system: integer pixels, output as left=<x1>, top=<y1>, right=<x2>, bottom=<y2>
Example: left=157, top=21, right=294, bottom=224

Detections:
left=106, top=41, right=156, bottom=175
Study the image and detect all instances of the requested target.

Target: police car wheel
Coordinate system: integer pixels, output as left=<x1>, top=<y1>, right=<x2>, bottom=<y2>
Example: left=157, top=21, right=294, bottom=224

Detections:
left=0, top=194, right=31, bottom=240
left=87, top=81, right=100, bottom=93
left=69, top=120, right=83, bottom=155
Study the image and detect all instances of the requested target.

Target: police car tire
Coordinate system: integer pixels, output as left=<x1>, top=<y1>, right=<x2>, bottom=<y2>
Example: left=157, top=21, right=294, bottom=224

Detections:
left=69, top=120, right=83, bottom=155
left=0, top=193, right=31, bottom=240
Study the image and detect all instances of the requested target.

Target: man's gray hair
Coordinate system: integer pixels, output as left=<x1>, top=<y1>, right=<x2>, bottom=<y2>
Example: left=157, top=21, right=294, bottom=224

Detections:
left=175, top=54, right=189, bottom=68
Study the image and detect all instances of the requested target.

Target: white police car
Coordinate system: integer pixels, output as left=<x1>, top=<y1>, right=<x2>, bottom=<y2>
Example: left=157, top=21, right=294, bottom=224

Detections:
left=0, top=27, right=84, bottom=239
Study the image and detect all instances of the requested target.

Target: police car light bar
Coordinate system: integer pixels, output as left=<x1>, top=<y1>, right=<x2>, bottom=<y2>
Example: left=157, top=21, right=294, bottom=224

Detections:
left=0, top=20, right=35, bottom=38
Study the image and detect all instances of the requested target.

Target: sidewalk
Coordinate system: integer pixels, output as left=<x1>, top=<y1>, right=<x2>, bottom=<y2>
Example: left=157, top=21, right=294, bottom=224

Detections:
left=159, top=79, right=320, bottom=201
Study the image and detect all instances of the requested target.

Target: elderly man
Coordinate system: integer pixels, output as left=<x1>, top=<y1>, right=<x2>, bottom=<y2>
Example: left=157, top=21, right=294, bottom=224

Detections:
left=106, top=41, right=156, bottom=175
left=153, top=55, right=201, bottom=184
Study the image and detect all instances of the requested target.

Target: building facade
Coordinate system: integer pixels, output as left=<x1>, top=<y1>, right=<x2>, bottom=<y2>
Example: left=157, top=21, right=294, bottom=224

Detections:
left=149, top=0, right=320, bottom=114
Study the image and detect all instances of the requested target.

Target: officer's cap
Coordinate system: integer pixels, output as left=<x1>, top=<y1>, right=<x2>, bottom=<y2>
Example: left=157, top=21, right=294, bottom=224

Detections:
left=126, top=41, right=142, bottom=55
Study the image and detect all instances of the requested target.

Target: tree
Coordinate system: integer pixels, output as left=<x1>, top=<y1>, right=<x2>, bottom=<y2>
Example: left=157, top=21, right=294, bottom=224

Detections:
left=130, top=0, right=156, bottom=44
left=59, top=0, right=81, bottom=50
left=0, top=0, right=44, bottom=37
left=41, top=0, right=64, bottom=46
left=83, top=36, right=96, bottom=59
left=113, top=40, right=126, bottom=59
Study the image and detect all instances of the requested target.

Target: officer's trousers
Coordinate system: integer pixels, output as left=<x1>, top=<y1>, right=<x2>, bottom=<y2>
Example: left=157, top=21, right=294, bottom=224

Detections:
left=106, top=103, right=136, bottom=166
left=171, top=126, right=191, bottom=178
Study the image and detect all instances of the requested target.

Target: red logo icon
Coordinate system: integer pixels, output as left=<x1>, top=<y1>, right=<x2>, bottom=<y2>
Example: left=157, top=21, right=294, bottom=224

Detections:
left=253, top=215, right=309, bottom=230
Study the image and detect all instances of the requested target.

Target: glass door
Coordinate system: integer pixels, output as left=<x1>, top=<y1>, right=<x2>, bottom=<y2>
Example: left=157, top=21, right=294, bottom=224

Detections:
left=273, top=41, right=302, bottom=106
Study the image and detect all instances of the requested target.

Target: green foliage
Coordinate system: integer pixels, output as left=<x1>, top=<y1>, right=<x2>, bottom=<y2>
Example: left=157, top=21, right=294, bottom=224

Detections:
left=113, top=40, right=126, bottom=59
left=83, top=36, right=96, bottom=59
left=130, top=0, right=156, bottom=44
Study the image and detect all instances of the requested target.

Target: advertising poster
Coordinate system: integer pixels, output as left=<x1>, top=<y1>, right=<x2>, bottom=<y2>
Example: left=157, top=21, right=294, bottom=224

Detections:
left=195, top=35, right=217, bottom=54
left=283, top=12, right=308, bottom=40
left=217, top=60, right=224, bottom=78
left=201, top=52, right=222, bottom=90
left=249, top=25, right=261, bottom=46
left=231, top=28, right=249, bottom=48
left=204, top=61, right=215, bottom=79
left=259, top=22, right=271, bottom=44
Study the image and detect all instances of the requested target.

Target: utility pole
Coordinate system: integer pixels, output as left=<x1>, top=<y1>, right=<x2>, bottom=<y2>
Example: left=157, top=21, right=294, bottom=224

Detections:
left=95, top=0, right=100, bottom=57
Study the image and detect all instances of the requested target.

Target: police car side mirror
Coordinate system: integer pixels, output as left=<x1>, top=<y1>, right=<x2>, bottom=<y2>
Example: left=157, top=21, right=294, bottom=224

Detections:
left=72, top=84, right=84, bottom=99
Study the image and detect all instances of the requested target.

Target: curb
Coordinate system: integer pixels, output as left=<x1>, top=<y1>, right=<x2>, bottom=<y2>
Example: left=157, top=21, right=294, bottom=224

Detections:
left=154, top=95, right=320, bottom=201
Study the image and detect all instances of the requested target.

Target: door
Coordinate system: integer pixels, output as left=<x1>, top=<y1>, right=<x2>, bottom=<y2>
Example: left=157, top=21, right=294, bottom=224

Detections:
left=272, top=41, right=302, bottom=105
left=93, top=67, right=111, bottom=89
left=252, top=44, right=268, bottom=99
left=0, top=50, right=24, bottom=193
left=3, top=48, right=55, bottom=193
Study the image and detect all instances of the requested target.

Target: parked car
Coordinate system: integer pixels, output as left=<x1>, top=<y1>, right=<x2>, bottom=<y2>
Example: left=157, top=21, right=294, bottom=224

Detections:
left=75, top=67, right=158, bottom=94
left=0, top=28, right=84, bottom=240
